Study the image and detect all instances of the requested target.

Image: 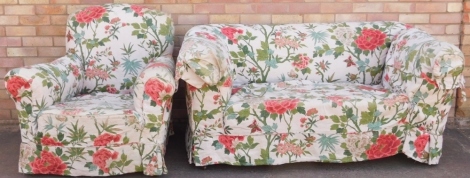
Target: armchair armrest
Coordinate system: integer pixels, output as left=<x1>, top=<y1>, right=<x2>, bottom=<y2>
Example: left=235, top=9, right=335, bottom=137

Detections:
left=133, top=55, right=176, bottom=142
left=4, top=56, right=82, bottom=141
left=383, top=28, right=466, bottom=164
left=176, top=25, right=233, bottom=88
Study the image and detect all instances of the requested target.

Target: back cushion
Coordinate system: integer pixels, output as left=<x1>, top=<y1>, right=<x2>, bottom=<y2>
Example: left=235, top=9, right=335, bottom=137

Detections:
left=215, top=22, right=406, bottom=86
left=65, top=4, right=174, bottom=94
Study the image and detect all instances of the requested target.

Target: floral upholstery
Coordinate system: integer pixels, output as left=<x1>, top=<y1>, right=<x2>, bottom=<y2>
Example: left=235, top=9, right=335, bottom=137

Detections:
left=176, top=22, right=466, bottom=167
left=4, top=4, right=175, bottom=176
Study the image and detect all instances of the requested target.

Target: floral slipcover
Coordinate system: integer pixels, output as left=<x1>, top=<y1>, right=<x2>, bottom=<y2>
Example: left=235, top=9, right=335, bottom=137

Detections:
left=4, top=4, right=175, bottom=176
left=176, top=22, right=466, bottom=167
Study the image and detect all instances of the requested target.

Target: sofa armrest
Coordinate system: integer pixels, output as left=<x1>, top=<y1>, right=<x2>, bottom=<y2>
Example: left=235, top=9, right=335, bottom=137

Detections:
left=133, top=55, right=176, bottom=141
left=4, top=56, right=82, bottom=141
left=384, top=28, right=466, bottom=164
left=176, top=26, right=233, bottom=88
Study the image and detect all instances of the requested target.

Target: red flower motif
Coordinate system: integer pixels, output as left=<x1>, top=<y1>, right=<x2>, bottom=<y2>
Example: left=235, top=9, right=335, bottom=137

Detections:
left=264, top=99, right=300, bottom=115
left=94, top=133, right=121, bottom=146
left=106, top=85, right=118, bottom=94
left=30, top=150, right=67, bottom=175
left=6, top=76, right=31, bottom=101
left=326, top=95, right=349, bottom=107
left=306, top=108, right=318, bottom=116
left=355, top=28, right=386, bottom=51
left=221, top=27, right=243, bottom=44
left=144, top=78, right=174, bottom=106
left=223, top=77, right=232, bottom=87
left=366, top=134, right=401, bottom=160
left=41, top=136, right=63, bottom=146
left=92, top=148, right=119, bottom=173
left=218, top=135, right=244, bottom=154
left=292, top=54, right=310, bottom=70
left=131, top=5, right=144, bottom=16
left=231, top=87, right=241, bottom=95
left=414, top=134, right=430, bottom=158
left=75, top=6, right=106, bottom=24
left=201, top=156, right=213, bottom=165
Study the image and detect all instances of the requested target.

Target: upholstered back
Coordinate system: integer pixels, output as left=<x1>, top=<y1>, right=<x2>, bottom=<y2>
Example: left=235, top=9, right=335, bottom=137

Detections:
left=186, top=22, right=406, bottom=86
left=65, top=3, right=174, bottom=94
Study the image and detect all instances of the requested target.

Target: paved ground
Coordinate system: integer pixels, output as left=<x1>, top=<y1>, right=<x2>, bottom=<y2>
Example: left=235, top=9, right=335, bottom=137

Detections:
left=0, top=125, right=469, bottom=178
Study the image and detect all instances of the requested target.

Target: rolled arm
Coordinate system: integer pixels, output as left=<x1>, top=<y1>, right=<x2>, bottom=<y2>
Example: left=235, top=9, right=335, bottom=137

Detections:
left=133, top=55, right=176, bottom=142
left=384, top=28, right=466, bottom=164
left=4, top=56, right=82, bottom=141
left=176, top=25, right=233, bottom=88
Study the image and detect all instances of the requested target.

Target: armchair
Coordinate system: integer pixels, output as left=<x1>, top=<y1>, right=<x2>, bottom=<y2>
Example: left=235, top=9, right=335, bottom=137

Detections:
left=4, top=3, right=175, bottom=176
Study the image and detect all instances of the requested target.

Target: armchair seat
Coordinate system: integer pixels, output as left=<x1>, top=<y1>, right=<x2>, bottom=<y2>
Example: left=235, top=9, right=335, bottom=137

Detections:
left=225, top=81, right=410, bottom=135
left=5, top=3, right=175, bottom=176
left=37, top=93, right=142, bottom=147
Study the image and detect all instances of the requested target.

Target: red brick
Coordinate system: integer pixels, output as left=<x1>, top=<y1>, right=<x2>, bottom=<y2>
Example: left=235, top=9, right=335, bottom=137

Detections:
left=0, top=27, right=5, bottom=36
left=23, top=37, right=53, bottom=46
left=384, top=3, right=415, bottom=13
left=241, top=14, right=271, bottom=24
left=5, top=5, right=35, bottom=15
left=0, top=47, right=6, bottom=57
left=304, top=14, right=335, bottom=23
left=145, top=0, right=176, bottom=3
left=367, top=14, right=399, bottom=21
left=0, top=58, right=24, bottom=67
left=209, top=0, right=240, bottom=2
left=431, top=13, right=462, bottom=23
left=414, top=24, right=446, bottom=35
left=19, top=0, right=48, bottom=4
left=225, top=4, right=256, bottom=13
left=0, top=109, right=12, bottom=120
left=177, top=15, right=208, bottom=25
left=38, top=47, right=65, bottom=57
left=177, top=0, right=207, bottom=3
left=24, top=57, right=55, bottom=66
left=36, top=5, right=67, bottom=15
left=353, top=3, right=383, bottom=12
left=0, top=0, right=17, bottom=4
left=53, top=37, right=66, bottom=47
left=195, top=4, right=225, bottom=13
left=0, top=37, right=21, bottom=46
left=6, top=26, right=36, bottom=36
left=416, top=3, right=447, bottom=12
left=37, top=26, right=66, bottom=36
left=7, top=47, right=36, bottom=57
left=0, top=16, right=19, bottom=25
left=162, top=4, right=193, bottom=13
left=80, top=0, right=112, bottom=4
left=256, top=4, right=289, bottom=13
left=336, top=14, right=367, bottom=22
left=210, top=14, right=240, bottom=23
left=19, top=15, right=50, bottom=25
left=49, top=0, right=81, bottom=4
left=0, top=99, right=15, bottom=109
left=321, top=3, right=353, bottom=13
left=51, top=15, right=68, bottom=25
left=289, top=3, right=321, bottom=13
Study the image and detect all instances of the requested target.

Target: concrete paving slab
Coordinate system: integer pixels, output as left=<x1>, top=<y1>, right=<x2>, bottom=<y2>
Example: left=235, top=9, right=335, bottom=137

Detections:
left=0, top=126, right=469, bottom=178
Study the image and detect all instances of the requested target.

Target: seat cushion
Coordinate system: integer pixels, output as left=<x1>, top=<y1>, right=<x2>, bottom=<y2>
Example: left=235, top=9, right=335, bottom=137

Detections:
left=224, top=80, right=410, bottom=135
left=37, top=93, right=142, bottom=147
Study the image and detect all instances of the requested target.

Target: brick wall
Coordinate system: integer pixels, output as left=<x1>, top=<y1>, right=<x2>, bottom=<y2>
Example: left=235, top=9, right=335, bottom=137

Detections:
left=0, top=0, right=468, bottom=125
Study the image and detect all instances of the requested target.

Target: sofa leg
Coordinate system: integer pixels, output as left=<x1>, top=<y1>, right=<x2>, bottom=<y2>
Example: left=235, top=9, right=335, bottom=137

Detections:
left=201, top=166, right=207, bottom=170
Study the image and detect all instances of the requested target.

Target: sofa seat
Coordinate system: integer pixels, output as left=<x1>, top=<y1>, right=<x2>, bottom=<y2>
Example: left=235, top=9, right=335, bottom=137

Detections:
left=225, top=80, right=410, bottom=135
left=37, top=92, right=143, bottom=147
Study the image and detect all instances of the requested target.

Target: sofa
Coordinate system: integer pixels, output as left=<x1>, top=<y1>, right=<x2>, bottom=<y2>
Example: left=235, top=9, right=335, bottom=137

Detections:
left=4, top=4, right=175, bottom=176
left=176, top=21, right=466, bottom=167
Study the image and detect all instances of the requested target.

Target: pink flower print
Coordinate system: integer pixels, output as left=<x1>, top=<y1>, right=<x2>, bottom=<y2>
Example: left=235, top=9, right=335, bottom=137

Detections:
left=326, top=95, right=349, bottom=107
